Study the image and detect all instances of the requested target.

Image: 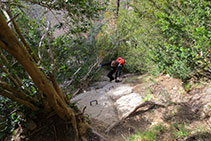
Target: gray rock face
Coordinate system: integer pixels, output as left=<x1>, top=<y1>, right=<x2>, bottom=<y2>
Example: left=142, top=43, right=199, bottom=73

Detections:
left=71, top=81, right=142, bottom=125
left=114, top=93, right=142, bottom=119
left=108, top=85, right=133, bottom=101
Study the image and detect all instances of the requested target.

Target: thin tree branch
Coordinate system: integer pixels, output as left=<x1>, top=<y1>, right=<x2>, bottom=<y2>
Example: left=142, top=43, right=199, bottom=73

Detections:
left=46, top=27, right=69, bottom=104
left=0, top=49, right=31, bottom=94
left=6, top=9, right=39, bottom=63
left=63, top=67, right=81, bottom=87
left=7, top=13, right=20, bottom=24
left=80, top=61, right=99, bottom=81
left=38, top=21, right=50, bottom=60
left=0, top=80, right=38, bottom=103
left=0, top=62, right=19, bottom=87
left=0, top=88, right=39, bottom=111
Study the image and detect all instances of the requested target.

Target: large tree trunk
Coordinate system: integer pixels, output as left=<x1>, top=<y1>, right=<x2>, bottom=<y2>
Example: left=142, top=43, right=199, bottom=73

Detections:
left=0, top=12, right=81, bottom=139
left=0, top=12, right=72, bottom=120
left=0, top=10, right=110, bottom=141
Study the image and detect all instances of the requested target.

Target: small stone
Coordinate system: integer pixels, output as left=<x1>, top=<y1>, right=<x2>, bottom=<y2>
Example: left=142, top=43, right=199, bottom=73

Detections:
left=173, top=86, right=177, bottom=90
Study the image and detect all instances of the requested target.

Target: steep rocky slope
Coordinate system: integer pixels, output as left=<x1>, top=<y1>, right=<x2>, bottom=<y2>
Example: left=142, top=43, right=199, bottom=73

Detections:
left=72, top=74, right=211, bottom=140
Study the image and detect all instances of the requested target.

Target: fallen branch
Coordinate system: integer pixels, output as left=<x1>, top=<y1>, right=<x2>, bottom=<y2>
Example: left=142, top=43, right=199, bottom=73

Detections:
left=80, top=61, right=99, bottom=81
left=91, top=129, right=108, bottom=141
left=63, top=67, right=81, bottom=87
left=86, top=125, right=108, bottom=141
left=87, top=67, right=100, bottom=83
left=105, top=101, right=166, bottom=134
left=73, top=88, right=81, bottom=97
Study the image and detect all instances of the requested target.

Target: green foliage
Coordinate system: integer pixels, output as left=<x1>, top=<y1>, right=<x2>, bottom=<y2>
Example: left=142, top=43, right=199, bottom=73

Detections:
left=127, top=123, right=190, bottom=141
left=0, top=0, right=108, bottom=139
left=173, top=123, right=190, bottom=139
left=151, top=0, right=211, bottom=80
left=51, top=24, right=103, bottom=85
left=127, top=124, right=164, bottom=141
left=97, top=0, right=211, bottom=80
left=6, top=0, right=107, bottom=88
left=0, top=97, right=21, bottom=139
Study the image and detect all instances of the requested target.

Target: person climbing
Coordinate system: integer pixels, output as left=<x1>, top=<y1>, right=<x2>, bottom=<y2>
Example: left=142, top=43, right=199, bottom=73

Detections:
left=99, top=57, right=125, bottom=82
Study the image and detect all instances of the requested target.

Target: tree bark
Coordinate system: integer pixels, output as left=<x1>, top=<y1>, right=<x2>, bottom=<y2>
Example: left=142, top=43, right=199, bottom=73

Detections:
left=0, top=80, right=38, bottom=103
left=6, top=9, right=39, bottom=63
left=0, top=12, right=80, bottom=140
left=0, top=11, right=74, bottom=119
left=116, top=0, right=120, bottom=17
left=47, top=32, right=68, bottom=104
left=0, top=49, right=33, bottom=96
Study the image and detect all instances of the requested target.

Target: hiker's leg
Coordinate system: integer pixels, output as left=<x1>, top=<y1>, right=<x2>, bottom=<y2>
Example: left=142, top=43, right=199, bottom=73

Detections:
left=107, top=67, right=116, bottom=81
left=115, top=64, right=122, bottom=81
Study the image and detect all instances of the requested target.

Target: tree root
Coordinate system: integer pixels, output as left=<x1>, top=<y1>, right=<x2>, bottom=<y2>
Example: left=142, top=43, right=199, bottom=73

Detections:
left=75, top=106, right=108, bottom=141
left=105, top=101, right=166, bottom=134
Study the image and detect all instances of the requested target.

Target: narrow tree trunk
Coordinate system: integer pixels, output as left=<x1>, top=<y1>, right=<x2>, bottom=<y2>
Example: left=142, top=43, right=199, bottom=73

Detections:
left=47, top=32, right=68, bottom=104
left=0, top=11, right=74, bottom=120
left=116, top=0, right=120, bottom=17
left=6, top=9, right=39, bottom=63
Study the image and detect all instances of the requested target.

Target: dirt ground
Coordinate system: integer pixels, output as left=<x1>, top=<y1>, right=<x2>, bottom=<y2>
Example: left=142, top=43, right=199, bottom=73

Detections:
left=90, top=74, right=211, bottom=141
left=5, top=74, right=211, bottom=141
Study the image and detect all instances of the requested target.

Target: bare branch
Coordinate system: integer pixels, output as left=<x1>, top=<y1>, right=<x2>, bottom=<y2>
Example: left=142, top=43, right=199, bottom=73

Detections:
left=7, top=13, right=20, bottom=24
left=80, top=61, right=99, bottom=81
left=0, top=80, right=38, bottom=103
left=6, top=9, right=39, bottom=63
left=0, top=62, right=19, bottom=87
left=45, top=26, right=69, bottom=104
left=0, top=49, right=31, bottom=94
left=62, top=67, right=81, bottom=87
left=0, top=88, right=39, bottom=111
left=38, top=21, right=50, bottom=60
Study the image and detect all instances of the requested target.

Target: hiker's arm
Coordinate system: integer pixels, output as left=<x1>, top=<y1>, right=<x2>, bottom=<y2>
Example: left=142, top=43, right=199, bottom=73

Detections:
left=100, top=61, right=111, bottom=67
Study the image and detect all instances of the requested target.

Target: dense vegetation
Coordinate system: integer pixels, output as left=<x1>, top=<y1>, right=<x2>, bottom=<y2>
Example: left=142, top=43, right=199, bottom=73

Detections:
left=0, top=0, right=210, bottom=140
left=98, top=0, right=210, bottom=80
left=0, top=0, right=107, bottom=139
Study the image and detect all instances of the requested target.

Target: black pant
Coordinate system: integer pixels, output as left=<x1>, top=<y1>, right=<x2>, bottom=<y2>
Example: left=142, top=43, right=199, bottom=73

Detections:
left=107, top=64, right=123, bottom=81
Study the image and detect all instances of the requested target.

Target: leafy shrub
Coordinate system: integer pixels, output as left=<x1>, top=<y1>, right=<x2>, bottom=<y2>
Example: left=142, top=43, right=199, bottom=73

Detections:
left=97, top=0, right=210, bottom=81
left=0, top=97, right=21, bottom=139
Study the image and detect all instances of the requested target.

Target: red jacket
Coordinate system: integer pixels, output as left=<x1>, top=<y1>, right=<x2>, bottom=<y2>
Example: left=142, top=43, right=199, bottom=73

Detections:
left=116, top=57, right=125, bottom=65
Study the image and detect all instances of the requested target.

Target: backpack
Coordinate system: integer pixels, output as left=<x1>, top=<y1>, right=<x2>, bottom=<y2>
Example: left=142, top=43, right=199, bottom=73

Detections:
left=116, top=57, right=125, bottom=65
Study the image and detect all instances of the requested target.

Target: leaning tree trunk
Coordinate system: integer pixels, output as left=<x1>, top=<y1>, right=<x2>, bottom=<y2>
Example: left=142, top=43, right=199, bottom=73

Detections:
left=0, top=12, right=79, bottom=140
